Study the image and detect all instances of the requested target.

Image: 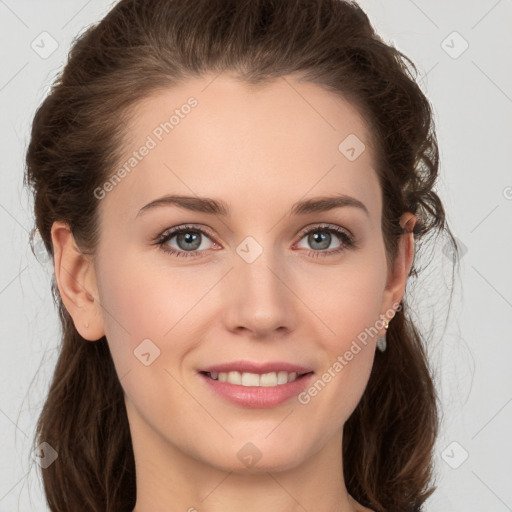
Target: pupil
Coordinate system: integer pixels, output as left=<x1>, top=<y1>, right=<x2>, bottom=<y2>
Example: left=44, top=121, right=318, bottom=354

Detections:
left=309, top=231, right=330, bottom=250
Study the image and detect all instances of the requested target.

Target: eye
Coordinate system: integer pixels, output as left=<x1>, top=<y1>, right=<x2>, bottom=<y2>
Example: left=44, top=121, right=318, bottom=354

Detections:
left=153, top=223, right=356, bottom=259
left=154, top=225, right=218, bottom=258
left=295, top=224, right=356, bottom=258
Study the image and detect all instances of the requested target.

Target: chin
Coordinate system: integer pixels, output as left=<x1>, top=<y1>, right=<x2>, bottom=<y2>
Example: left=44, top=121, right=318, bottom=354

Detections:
left=207, top=441, right=307, bottom=474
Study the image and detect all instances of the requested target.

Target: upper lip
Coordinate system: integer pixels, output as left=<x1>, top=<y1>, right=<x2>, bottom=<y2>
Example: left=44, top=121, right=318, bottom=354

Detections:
left=199, top=360, right=314, bottom=375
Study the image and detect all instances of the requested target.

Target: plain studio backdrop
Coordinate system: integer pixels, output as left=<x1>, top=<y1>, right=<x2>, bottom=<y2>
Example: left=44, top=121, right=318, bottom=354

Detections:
left=0, top=1, right=511, bottom=510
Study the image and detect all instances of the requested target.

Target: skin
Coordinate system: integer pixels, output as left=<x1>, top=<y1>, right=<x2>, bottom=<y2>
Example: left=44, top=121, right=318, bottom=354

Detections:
left=51, top=72, right=415, bottom=512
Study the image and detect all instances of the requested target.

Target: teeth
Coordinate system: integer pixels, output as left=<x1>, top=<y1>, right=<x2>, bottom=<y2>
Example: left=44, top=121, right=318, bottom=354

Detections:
left=241, top=372, right=259, bottom=386
left=277, top=371, right=288, bottom=385
left=227, top=371, right=242, bottom=385
left=208, top=370, right=302, bottom=387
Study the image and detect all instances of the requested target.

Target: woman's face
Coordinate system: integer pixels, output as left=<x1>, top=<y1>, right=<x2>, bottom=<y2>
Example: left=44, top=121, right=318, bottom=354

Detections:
left=82, top=73, right=411, bottom=475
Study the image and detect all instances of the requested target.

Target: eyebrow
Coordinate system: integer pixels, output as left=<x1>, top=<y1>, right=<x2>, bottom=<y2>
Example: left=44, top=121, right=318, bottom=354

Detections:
left=136, top=193, right=369, bottom=218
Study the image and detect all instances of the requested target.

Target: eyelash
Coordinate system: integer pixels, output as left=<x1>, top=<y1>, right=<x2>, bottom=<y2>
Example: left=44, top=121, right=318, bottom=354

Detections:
left=153, top=223, right=357, bottom=259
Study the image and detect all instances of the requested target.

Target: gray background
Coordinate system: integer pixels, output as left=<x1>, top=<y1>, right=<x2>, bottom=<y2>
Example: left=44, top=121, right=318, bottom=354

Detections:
left=1, top=0, right=511, bottom=510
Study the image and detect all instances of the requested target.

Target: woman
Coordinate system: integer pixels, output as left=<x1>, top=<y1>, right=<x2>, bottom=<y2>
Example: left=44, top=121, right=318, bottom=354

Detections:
left=25, top=0, right=457, bottom=510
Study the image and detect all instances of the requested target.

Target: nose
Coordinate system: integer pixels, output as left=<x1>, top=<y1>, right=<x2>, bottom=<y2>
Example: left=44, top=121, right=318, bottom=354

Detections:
left=221, top=246, right=298, bottom=338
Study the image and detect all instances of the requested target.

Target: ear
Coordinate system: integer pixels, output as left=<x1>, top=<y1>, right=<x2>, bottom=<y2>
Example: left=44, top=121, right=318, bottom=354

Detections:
left=379, top=212, right=416, bottom=324
left=51, top=221, right=105, bottom=341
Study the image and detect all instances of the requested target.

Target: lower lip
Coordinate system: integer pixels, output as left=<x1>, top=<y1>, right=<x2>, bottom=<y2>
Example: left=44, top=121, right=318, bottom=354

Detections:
left=199, top=372, right=315, bottom=408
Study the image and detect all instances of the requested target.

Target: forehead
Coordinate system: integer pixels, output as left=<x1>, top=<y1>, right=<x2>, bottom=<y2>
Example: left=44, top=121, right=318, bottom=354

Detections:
left=101, top=73, right=382, bottom=224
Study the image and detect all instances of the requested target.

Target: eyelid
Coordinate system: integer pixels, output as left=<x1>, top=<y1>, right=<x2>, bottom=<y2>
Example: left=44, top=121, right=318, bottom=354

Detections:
left=156, top=224, right=218, bottom=242
left=294, top=222, right=354, bottom=241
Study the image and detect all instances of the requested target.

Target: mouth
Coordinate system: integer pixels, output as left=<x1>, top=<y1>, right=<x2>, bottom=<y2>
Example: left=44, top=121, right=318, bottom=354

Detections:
left=199, top=370, right=313, bottom=387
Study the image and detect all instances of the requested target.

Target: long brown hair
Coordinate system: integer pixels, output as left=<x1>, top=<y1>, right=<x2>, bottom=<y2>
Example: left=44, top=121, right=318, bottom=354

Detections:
left=25, top=0, right=458, bottom=510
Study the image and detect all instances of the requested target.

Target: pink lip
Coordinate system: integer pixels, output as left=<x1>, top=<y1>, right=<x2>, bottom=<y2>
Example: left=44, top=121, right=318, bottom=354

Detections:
left=199, top=371, right=315, bottom=408
left=199, top=360, right=313, bottom=375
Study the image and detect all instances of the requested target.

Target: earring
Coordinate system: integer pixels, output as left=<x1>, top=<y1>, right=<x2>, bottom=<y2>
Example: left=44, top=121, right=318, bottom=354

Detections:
left=376, top=320, right=389, bottom=352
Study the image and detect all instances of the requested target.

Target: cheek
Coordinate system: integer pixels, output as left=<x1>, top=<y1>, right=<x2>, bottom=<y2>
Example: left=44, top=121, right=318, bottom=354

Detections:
left=296, top=253, right=386, bottom=416
left=94, top=252, right=166, bottom=374
left=96, top=258, right=161, bottom=335
left=94, top=250, right=219, bottom=362
left=94, top=253, right=201, bottom=421
left=301, top=254, right=387, bottom=346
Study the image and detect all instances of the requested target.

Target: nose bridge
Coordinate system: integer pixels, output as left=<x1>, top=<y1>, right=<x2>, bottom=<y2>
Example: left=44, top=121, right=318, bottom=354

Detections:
left=236, top=237, right=284, bottom=305
left=223, top=235, right=295, bottom=335
left=238, top=245, right=280, bottom=296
